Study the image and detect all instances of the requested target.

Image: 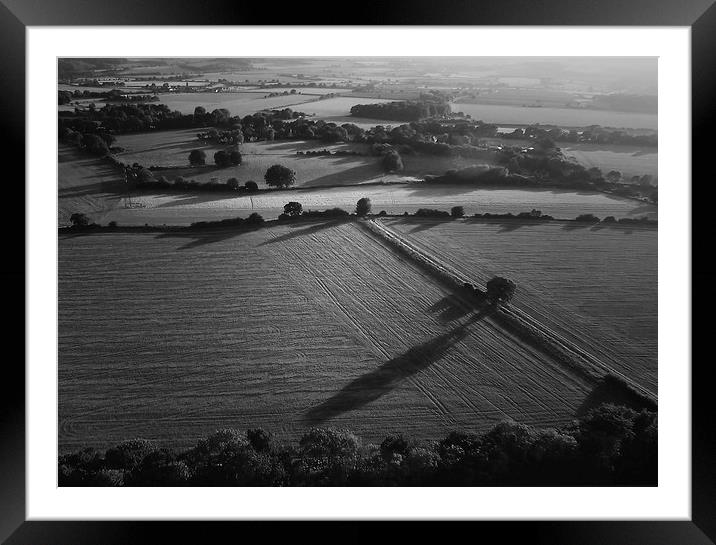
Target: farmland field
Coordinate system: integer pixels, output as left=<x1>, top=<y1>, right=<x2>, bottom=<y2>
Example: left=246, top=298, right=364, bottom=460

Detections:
left=113, top=130, right=492, bottom=188
left=301, top=96, right=397, bottom=118
left=561, top=143, right=658, bottom=180
left=450, top=102, right=658, bottom=130
left=103, top=183, right=657, bottom=227
left=382, top=218, right=658, bottom=393
left=156, top=92, right=320, bottom=115
left=58, top=145, right=126, bottom=226
left=59, top=222, right=599, bottom=452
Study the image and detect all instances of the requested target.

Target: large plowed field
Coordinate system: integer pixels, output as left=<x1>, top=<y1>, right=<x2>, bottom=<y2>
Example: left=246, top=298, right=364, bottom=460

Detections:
left=59, top=221, right=598, bottom=452
left=382, top=218, right=658, bottom=394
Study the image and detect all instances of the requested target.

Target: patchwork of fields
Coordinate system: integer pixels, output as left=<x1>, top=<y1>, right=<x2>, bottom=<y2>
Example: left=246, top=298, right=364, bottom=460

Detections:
left=61, top=135, right=657, bottom=228
left=450, top=102, right=658, bottom=130
left=382, top=218, right=658, bottom=394
left=113, top=130, right=490, bottom=189
left=156, top=92, right=320, bottom=115
left=59, top=222, right=596, bottom=452
left=561, top=143, right=658, bottom=180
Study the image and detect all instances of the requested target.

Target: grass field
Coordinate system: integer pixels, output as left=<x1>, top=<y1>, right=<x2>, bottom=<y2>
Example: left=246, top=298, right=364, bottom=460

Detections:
left=382, top=218, right=658, bottom=393
left=451, top=102, right=658, bottom=130
left=561, top=143, right=658, bottom=180
left=156, top=92, right=320, bottom=115
left=59, top=222, right=600, bottom=452
left=58, top=145, right=126, bottom=226
left=113, top=130, right=492, bottom=189
left=61, top=134, right=657, bottom=227
left=103, top=183, right=657, bottom=227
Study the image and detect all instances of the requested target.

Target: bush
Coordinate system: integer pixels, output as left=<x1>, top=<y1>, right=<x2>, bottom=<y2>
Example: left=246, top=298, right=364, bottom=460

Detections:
left=214, top=150, right=231, bottom=168
left=189, top=149, right=206, bottom=166
left=575, top=213, right=601, bottom=223
left=284, top=201, right=303, bottom=217
left=356, top=197, right=371, bottom=216
left=58, top=405, right=656, bottom=487
left=226, top=177, right=240, bottom=191
left=246, top=428, right=272, bottom=453
left=230, top=150, right=242, bottom=165
left=69, top=212, right=90, bottom=228
left=245, top=180, right=258, bottom=192
left=104, top=439, right=158, bottom=470
left=246, top=212, right=264, bottom=225
left=380, top=434, right=410, bottom=461
left=382, top=150, right=404, bottom=172
left=486, top=277, right=516, bottom=304
left=450, top=206, right=465, bottom=218
left=414, top=208, right=450, bottom=218
left=264, top=164, right=296, bottom=188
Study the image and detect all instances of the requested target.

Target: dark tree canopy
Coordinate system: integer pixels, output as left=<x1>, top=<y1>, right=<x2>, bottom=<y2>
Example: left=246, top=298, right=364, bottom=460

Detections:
left=230, top=150, right=242, bottom=166
left=283, top=201, right=303, bottom=217
left=189, top=149, right=206, bottom=166
left=69, top=212, right=89, bottom=227
left=486, top=277, right=516, bottom=304
left=382, top=150, right=404, bottom=172
left=264, top=164, right=296, bottom=188
left=244, top=180, right=258, bottom=192
left=355, top=197, right=372, bottom=216
left=450, top=206, right=465, bottom=218
left=226, top=177, right=240, bottom=190
left=82, top=133, right=110, bottom=156
left=214, top=150, right=231, bottom=168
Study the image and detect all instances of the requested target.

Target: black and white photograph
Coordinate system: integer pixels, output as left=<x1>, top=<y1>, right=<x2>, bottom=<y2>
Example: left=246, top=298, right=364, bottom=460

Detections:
left=56, top=55, right=659, bottom=487
left=3, top=2, right=710, bottom=539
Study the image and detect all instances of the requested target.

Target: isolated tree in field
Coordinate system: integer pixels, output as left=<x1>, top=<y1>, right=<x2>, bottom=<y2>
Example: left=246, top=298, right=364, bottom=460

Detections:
left=244, top=180, right=258, bottom=192
left=193, top=106, right=206, bottom=117
left=355, top=197, right=372, bottom=216
left=382, top=150, right=404, bottom=172
left=230, top=150, right=242, bottom=165
left=264, top=164, right=296, bottom=188
left=486, top=277, right=516, bottom=304
left=69, top=212, right=89, bottom=228
left=226, top=177, right=240, bottom=191
left=451, top=206, right=465, bottom=218
left=214, top=150, right=232, bottom=168
left=284, top=202, right=303, bottom=217
left=189, top=149, right=206, bottom=166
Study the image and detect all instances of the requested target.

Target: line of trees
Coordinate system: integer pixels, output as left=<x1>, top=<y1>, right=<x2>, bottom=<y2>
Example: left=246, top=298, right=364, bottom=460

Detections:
left=58, top=402, right=656, bottom=486
left=350, top=99, right=452, bottom=122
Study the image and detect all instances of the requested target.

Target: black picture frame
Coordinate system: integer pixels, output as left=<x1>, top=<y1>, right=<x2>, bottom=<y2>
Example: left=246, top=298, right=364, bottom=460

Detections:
left=5, top=1, right=713, bottom=542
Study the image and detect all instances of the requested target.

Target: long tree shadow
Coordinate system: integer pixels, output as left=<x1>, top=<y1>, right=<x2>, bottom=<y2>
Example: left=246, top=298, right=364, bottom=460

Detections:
left=304, top=325, right=470, bottom=426
left=303, top=306, right=496, bottom=426
left=258, top=219, right=345, bottom=246
left=154, top=225, right=264, bottom=250
left=428, top=294, right=474, bottom=322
